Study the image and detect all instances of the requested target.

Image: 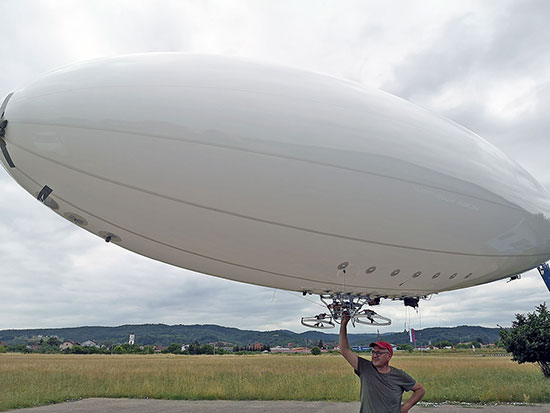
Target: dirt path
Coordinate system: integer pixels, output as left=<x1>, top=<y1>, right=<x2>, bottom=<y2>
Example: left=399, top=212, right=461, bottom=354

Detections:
left=5, top=399, right=550, bottom=412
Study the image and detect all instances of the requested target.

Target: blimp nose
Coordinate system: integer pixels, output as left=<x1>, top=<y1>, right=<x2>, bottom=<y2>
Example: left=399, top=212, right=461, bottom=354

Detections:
left=0, top=93, right=15, bottom=168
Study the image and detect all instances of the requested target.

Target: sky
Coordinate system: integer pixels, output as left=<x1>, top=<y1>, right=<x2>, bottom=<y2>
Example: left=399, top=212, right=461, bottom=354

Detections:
left=1, top=0, right=549, bottom=333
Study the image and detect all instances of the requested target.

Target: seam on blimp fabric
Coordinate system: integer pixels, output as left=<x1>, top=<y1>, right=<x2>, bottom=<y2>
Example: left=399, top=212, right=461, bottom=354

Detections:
left=11, top=139, right=548, bottom=259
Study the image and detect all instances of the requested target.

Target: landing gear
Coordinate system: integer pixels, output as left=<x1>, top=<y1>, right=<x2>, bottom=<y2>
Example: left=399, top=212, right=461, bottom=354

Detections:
left=301, top=293, right=392, bottom=329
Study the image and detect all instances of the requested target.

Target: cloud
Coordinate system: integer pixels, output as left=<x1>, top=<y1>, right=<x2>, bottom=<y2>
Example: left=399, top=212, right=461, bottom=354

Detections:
left=0, top=0, right=549, bottom=333
left=385, top=0, right=550, bottom=188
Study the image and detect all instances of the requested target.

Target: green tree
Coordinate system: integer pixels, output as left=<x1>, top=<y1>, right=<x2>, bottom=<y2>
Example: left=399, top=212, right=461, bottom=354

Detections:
left=7, top=344, right=27, bottom=353
left=0, top=345, right=6, bottom=353
left=70, top=345, right=87, bottom=354
left=398, top=344, right=414, bottom=353
left=120, top=344, right=141, bottom=354
left=37, top=344, right=60, bottom=354
left=143, top=345, right=154, bottom=354
left=113, top=345, right=124, bottom=354
left=201, top=344, right=214, bottom=355
left=166, top=343, right=181, bottom=354
left=189, top=340, right=201, bottom=355
left=47, top=337, right=62, bottom=347
left=310, top=346, right=321, bottom=355
left=500, top=303, right=550, bottom=378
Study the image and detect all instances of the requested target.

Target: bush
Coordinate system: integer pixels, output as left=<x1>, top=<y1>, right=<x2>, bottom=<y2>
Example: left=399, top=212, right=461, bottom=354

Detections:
left=310, top=346, right=321, bottom=355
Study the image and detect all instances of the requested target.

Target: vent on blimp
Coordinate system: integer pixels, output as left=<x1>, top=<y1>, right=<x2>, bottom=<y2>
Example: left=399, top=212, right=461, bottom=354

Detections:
left=337, top=262, right=349, bottom=270
left=63, top=212, right=88, bottom=226
left=365, top=266, right=376, bottom=274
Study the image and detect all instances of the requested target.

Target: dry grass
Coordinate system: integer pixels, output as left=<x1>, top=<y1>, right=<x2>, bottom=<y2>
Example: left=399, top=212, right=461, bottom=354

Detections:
left=1, top=352, right=549, bottom=411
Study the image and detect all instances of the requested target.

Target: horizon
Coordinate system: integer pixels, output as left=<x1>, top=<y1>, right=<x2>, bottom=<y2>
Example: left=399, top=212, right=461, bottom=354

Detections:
left=0, top=321, right=504, bottom=334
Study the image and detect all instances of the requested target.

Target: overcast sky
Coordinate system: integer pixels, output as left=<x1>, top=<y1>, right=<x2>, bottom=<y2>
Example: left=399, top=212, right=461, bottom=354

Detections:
left=1, top=0, right=549, bottom=334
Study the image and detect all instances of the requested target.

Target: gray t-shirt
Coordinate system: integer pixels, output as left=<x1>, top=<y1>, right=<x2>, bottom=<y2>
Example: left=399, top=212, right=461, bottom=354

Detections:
left=354, top=356, right=416, bottom=413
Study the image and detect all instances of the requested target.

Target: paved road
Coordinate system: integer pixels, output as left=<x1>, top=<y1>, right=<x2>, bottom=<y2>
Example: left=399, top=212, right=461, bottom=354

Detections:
left=6, top=399, right=550, bottom=412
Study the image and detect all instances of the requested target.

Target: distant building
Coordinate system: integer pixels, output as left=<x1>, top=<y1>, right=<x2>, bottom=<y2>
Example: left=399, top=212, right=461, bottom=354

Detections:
left=129, top=333, right=135, bottom=345
left=290, top=347, right=310, bottom=353
left=271, top=346, right=292, bottom=353
left=246, top=342, right=262, bottom=351
left=81, top=340, right=100, bottom=348
left=153, top=345, right=167, bottom=353
left=352, top=346, right=371, bottom=352
left=60, top=340, right=78, bottom=350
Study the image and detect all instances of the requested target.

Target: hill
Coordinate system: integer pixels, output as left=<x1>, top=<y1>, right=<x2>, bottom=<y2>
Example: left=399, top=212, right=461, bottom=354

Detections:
left=0, top=324, right=501, bottom=347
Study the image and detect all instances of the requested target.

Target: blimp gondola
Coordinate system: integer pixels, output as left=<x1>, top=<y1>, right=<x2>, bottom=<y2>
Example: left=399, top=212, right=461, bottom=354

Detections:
left=1, top=53, right=549, bottom=328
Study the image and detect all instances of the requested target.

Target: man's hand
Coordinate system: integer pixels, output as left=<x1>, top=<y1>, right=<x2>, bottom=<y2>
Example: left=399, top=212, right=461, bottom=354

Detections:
left=401, top=382, right=425, bottom=412
left=341, top=312, right=350, bottom=326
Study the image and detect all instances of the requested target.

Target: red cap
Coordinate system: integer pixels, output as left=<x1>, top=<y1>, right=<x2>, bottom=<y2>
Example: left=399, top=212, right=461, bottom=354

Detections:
left=369, top=341, right=393, bottom=357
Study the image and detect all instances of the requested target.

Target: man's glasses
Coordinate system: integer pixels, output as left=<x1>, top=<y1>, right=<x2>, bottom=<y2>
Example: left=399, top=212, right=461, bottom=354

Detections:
left=371, top=351, right=390, bottom=356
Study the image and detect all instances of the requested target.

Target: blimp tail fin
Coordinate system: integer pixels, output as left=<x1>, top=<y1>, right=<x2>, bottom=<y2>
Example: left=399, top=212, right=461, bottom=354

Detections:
left=0, top=93, right=15, bottom=168
left=538, top=263, right=550, bottom=292
left=0, top=92, right=12, bottom=117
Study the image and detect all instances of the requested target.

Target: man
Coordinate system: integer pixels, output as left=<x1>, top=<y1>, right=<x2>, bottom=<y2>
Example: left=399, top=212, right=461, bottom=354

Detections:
left=339, top=314, right=425, bottom=412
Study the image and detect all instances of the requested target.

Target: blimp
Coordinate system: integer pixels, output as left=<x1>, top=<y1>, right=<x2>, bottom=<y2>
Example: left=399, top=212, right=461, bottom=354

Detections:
left=1, top=53, right=550, bottom=328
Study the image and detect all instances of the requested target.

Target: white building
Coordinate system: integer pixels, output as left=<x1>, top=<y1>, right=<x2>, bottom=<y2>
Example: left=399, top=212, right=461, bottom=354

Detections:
left=270, top=346, right=292, bottom=353
left=81, top=340, right=100, bottom=348
left=129, top=333, right=135, bottom=345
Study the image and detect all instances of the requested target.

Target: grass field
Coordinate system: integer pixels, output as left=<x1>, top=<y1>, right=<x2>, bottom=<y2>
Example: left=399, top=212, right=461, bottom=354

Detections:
left=1, top=352, right=550, bottom=411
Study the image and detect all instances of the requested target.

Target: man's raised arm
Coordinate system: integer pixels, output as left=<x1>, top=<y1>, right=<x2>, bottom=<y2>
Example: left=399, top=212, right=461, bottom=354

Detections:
left=339, top=314, right=358, bottom=370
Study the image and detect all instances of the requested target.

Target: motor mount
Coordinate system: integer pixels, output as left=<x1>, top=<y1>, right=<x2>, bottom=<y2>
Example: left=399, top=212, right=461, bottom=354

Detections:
left=301, top=293, right=392, bottom=329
